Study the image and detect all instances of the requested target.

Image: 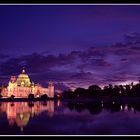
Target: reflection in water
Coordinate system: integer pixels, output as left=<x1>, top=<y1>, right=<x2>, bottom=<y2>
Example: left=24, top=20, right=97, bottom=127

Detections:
left=120, top=105, right=123, bottom=111
left=57, top=99, right=61, bottom=108
left=1, top=99, right=140, bottom=135
left=0, top=101, right=54, bottom=131
left=124, top=104, right=128, bottom=111
left=65, top=100, right=140, bottom=115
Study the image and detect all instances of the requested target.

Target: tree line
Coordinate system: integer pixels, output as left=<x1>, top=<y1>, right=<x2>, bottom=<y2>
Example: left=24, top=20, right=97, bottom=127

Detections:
left=62, top=82, right=140, bottom=99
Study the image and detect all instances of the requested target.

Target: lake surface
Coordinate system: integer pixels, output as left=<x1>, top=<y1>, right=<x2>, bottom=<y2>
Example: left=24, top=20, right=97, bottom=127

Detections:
left=0, top=98, right=140, bottom=135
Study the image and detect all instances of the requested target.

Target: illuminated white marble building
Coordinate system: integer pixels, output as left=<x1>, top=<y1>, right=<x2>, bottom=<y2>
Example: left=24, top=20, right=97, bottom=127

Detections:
left=1, top=68, right=54, bottom=98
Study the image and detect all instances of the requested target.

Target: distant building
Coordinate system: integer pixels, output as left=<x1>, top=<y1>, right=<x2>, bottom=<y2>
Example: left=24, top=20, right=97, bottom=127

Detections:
left=1, top=68, right=54, bottom=98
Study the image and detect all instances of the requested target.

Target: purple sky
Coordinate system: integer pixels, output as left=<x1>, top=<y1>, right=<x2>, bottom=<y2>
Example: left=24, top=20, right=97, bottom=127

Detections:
left=0, top=5, right=140, bottom=91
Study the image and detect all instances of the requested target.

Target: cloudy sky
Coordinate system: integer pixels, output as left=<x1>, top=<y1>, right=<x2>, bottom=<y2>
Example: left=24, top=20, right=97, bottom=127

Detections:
left=0, top=5, right=140, bottom=91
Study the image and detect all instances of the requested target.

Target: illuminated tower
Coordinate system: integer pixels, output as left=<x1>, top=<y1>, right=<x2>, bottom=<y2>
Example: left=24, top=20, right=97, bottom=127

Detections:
left=48, top=81, right=54, bottom=98
left=31, top=82, right=35, bottom=94
left=8, top=76, right=18, bottom=97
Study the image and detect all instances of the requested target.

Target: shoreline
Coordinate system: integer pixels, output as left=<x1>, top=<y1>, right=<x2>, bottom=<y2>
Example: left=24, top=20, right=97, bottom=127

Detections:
left=60, top=96, right=140, bottom=103
left=0, top=97, right=55, bottom=102
left=0, top=96, right=140, bottom=102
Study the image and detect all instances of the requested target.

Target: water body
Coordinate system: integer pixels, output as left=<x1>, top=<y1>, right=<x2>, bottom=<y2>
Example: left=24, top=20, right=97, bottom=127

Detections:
left=0, top=99, right=140, bottom=135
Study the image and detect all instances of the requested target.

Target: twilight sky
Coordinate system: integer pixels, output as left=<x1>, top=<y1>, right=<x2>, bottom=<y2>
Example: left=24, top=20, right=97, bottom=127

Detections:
left=0, top=5, right=140, bottom=91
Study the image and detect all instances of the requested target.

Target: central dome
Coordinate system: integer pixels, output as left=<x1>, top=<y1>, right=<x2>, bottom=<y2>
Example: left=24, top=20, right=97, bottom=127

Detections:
left=17, top=68, right=31, bottom=87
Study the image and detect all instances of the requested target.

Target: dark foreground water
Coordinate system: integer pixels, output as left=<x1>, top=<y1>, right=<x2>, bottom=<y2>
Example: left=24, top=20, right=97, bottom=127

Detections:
left=0, top=98, right=140, bottom=135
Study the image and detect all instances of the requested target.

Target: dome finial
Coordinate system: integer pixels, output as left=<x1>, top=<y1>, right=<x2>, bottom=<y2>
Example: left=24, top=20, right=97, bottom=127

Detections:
left=22, top=67, right=25, bottom=74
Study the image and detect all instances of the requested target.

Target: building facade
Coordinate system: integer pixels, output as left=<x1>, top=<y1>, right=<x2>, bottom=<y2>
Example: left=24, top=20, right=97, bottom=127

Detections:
left=1, top=68, right=54, bottom=98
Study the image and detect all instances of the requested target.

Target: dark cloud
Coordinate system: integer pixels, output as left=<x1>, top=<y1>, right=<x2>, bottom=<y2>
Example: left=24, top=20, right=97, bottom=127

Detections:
left=123, top=32, right=140, bottom=44
left=1, top=32, right=140, bottom=90
left=0, top=54, right=9, bottom=59
left=120, top=58, right=128, bottom=62
left=70, top=72, right=93, bottom=79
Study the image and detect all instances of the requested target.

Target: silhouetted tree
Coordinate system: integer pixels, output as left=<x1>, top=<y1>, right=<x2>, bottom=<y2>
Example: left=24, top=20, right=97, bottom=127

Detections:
left=103, top=85, right=113, bottom=97
left=112, top=85, right=120, bottom=97
left=125, top=85, right=131, bottom=96
left=119, top=85, right=125, bottom=95
left=62, top=90, right=75, bottom=99
left=28, top=93, right=34, bottom=99
left=131, top=83, right=140, bottom=96
left=0, top=94, right=2, bottom=98
left=40, top=94, right=48, bottom=99
left=88, top=85, right=101, bottom=97
left=62, top=81, right=140, bottom=99
left=74, top=87, right=87, bottom=98
left=10, top=95, right=15, bottom=98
